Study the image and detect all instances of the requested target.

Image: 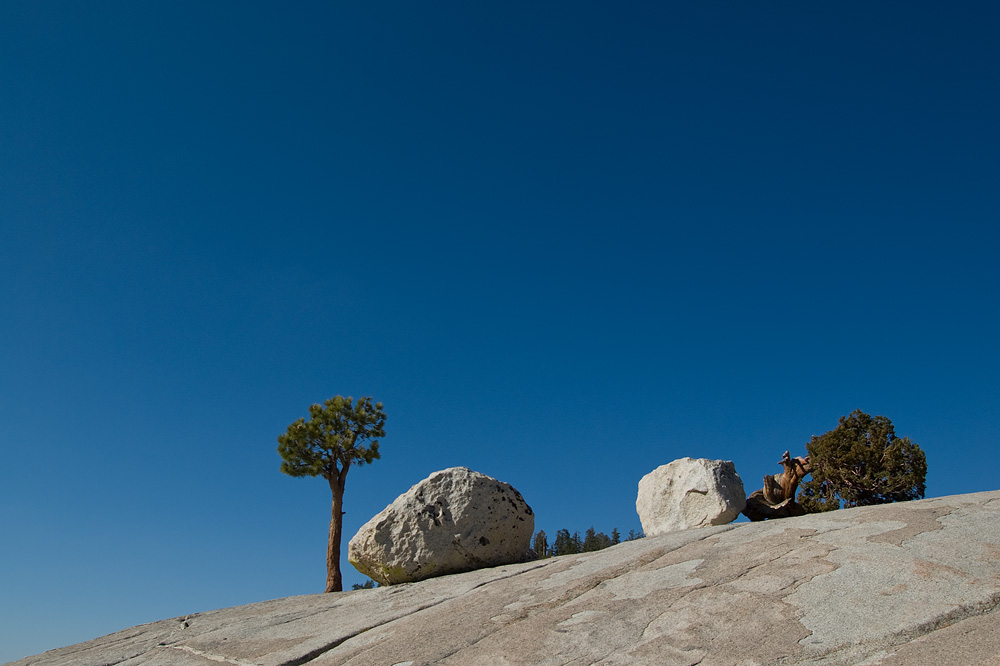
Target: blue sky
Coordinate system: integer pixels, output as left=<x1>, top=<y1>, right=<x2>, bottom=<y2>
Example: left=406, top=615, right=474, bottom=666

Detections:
left=2, top=1, right=998, bottom=661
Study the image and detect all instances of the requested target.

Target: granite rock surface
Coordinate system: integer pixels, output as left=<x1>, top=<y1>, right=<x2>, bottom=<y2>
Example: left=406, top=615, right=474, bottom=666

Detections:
left=636, top=457, right=746, bottom=536
left=11, top=490, right=1000, bottom=666
left=348, top=467, right=535, bottom=585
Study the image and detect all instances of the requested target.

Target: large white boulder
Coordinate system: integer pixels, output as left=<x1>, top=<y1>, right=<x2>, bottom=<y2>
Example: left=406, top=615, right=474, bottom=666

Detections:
left=348, top=467, right=535, bottom=585
left=636, top=457, right=745, bottom=536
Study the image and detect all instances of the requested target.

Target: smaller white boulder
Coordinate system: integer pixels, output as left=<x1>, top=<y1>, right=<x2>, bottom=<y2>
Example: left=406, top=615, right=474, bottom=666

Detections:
left=349, top=467, right=535, bottom=585
left=636, top=458, right=746, bottom=536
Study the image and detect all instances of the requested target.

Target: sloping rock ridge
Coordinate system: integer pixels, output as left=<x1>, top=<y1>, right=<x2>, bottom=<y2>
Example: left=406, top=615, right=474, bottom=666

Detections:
left=10, top=490, right=1000, bottom=666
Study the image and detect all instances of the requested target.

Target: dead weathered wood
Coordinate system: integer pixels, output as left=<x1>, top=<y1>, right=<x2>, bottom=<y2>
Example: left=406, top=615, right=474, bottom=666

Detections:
left=743, top=451, right=811, bottom=521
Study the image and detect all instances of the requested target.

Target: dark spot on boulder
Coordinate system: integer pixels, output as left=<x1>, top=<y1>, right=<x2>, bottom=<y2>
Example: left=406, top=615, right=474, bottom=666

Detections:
left=479, top=536, right=490, bottom=546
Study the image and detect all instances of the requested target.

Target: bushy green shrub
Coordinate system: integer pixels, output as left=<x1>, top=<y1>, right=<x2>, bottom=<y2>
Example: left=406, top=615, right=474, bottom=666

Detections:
left=798, top=410, right=926, bottom=512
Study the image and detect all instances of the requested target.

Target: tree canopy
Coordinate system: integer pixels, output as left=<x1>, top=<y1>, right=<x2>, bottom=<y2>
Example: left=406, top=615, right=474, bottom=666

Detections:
left=277, top=395, right=385, bottom=479
left=797, top=410, right=926, bottom=512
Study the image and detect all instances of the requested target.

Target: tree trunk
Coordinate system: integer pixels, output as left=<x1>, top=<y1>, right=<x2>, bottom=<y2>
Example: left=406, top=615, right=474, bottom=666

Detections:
left=325, top=470, right=348, bottom=593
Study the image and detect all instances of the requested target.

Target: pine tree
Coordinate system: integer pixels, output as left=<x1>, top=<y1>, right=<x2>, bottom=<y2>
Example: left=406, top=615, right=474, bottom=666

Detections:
left=798, top=410, right=926, bottom=512
left=553, top=529, right=576, bottom=556
left=582, top=527, right=613, bottom=552
left=533, top=530, right=550, bottom=558
left=277, top=395, right=386, bottom=592
left=549, top=527, right=623, bottom=556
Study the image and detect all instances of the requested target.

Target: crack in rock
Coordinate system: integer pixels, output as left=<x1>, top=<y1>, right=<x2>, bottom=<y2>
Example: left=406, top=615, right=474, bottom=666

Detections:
left=158, top=644, right=258, bottom=666
left=814, top=589, right=1000, bottom=665
left=273, top=564, right=554, bottom=666
left=361, top=569, right=610, bottom=664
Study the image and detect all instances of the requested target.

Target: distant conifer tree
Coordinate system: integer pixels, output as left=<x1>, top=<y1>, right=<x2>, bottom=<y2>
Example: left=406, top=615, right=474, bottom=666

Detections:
left=553, top=529, right=577, bottom=556
left=533, top=530, right=550, bottom=558
left=582, top=527, right=613, bottom=552
left=548, top=527, right=624, bottom=555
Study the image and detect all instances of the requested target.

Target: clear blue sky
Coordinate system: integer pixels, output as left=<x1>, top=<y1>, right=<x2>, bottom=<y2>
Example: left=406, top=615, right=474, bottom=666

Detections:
left=2, top=1, right=998, bottom=661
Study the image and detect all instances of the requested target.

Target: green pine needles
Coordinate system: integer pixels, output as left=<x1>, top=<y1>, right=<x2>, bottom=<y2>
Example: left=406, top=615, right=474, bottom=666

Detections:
left=798, top=410, right=927, bottom=512
left=278, top=396, right=385, bottom=478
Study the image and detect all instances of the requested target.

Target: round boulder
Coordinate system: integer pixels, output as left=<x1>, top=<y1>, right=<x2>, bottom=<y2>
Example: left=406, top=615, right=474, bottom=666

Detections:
left=636, top=457, right=746, bottom=537
left=348, top=467, right=535, bottom=585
